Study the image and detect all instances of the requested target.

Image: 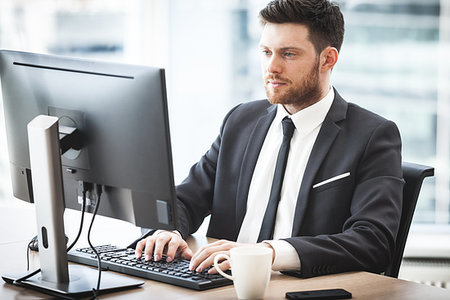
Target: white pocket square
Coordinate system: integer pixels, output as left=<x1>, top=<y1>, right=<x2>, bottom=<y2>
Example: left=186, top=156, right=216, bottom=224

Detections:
left=312, top=172, right=351, bottom=189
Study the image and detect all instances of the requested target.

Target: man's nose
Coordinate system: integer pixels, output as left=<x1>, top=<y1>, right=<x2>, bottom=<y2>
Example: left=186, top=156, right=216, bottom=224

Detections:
left=266, top=54, right=283, bottom=74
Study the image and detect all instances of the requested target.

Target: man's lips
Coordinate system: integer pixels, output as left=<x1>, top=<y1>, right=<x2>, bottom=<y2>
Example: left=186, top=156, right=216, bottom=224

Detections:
left=267, top=79, right=287, bottom=88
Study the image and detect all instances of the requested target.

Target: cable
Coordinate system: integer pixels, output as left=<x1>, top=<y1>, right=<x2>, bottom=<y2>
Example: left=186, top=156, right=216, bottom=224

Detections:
left=15, top=268, right=41, bottom=284
left=16, top=183, right=89, bottom=284
left=67, top=189, right=87, bottom=252
left=87, top=184, right=103, bottom=299
left=26, top=240, right=33, bottom=271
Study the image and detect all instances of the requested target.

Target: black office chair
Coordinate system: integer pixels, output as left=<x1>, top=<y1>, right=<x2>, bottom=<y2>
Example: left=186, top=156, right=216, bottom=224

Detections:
left=384, top=162, right=434, bottom=278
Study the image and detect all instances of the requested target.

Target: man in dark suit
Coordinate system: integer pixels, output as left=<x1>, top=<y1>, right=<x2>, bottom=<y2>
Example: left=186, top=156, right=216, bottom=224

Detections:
left=136, top=0, right=403, bottom=278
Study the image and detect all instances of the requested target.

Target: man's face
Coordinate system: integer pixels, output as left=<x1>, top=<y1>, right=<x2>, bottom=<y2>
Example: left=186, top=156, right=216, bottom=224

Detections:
left=259, top=23, right=323, bottom=112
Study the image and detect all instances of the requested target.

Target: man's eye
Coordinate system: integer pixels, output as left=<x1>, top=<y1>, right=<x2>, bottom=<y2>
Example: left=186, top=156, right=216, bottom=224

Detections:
left=262, top=50, right=271, bottom=56
left=284, top=52, right=295, bottom=58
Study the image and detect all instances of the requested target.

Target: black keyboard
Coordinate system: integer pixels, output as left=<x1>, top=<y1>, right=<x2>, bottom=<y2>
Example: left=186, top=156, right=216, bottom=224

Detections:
left=67, top=245, right=232, bottom=291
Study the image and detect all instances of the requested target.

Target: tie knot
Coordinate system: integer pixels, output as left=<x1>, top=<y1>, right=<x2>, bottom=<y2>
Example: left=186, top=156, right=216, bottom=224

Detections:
left=282, top=117, right=295, bottom=139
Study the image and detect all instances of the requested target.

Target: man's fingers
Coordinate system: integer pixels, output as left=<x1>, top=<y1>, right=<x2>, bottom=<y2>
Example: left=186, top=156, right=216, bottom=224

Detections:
left=136, top=230, right=191, bottom=263
left=180, top=247, right=194, bottom=260
left=208, top=259, right=230, bottom=274
left=143, top=237, right=156, bottom=260
left=190, top=240, right=228, bottom=265
left=189, top=240, right=241, bottom=272
left=134, top=239, right=146, bottom=258
left=153, top=233, right=172, bottom=261
left=165, top=238, right=180, bottom=262
left=195, top=251, right=229, bottom=273
left=189, top=245, right=220, bottom=271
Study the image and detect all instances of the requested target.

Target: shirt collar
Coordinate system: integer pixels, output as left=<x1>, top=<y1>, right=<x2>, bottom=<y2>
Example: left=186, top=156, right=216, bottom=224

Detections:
left=275, top=87, right=334, bottom=136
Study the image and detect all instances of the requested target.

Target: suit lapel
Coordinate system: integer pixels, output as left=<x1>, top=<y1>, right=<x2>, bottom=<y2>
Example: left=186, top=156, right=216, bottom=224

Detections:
left=291, top=90, right=348, bottom=236
left=235, top=105, right=277, bottom=235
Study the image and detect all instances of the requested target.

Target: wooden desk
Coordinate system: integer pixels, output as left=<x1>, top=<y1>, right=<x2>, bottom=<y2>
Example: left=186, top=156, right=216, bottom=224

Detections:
left=1, top=202, right=450, bottom=299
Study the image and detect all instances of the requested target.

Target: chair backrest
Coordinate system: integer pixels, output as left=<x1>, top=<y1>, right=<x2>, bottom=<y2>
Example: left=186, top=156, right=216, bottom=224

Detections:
left=384, top=162, right=434, bottom=278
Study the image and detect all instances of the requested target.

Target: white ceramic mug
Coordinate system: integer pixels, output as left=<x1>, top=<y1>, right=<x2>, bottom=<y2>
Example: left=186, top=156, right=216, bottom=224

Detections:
left=213, top=246, right=272, bottom=299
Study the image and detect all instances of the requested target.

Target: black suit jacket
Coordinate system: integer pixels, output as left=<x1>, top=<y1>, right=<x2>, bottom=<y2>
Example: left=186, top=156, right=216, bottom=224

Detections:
left=175, top=89, right=404, bottom=278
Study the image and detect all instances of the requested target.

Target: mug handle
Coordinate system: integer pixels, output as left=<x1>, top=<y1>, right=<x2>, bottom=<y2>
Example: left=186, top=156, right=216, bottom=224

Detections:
left=213, top=253, right=233, bottom=281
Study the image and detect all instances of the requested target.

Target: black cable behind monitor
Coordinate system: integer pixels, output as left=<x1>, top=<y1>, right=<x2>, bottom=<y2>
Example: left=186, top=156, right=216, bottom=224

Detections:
left=87, top=184, right=103, bottom=299
left=17, top=181, right=89, bottom=284
left=17, top=181, right=108, bottom=300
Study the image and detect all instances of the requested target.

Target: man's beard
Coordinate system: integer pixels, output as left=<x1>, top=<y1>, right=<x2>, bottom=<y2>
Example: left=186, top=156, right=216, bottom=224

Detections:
left=264, top=60, right=322, bottom=109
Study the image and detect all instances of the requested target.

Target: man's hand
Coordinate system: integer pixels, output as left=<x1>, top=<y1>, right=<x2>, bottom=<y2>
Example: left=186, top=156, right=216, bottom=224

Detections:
left=189, top=240, right=242, bottom=273
left=135, top=230, right=193, bottom=263
left=189, top=240, right=274, bottom=274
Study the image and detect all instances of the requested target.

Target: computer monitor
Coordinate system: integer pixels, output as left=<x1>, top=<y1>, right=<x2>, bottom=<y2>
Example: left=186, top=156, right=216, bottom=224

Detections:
left=0, top=49, right=178, bottom=296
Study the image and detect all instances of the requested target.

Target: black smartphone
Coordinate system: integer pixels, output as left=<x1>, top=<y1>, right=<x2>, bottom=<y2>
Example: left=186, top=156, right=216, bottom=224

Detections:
left=285, top=288, right=352, bottom=299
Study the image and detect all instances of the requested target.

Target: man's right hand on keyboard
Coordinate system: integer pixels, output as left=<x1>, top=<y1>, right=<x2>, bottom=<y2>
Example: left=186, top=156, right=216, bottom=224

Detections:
left=135, top=230, right=193, bottom=263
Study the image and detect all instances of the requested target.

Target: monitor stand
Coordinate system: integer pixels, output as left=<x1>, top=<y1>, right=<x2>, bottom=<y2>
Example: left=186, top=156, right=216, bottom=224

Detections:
left=2, top=265, right=143, bottom=298
left=2, top=115, right=143, bottom=297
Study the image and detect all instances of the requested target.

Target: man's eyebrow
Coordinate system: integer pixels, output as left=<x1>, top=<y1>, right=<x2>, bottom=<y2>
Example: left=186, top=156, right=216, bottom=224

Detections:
left=280, top=46, right=305, bottom=52
left=259, top=45, right=305, bottom=52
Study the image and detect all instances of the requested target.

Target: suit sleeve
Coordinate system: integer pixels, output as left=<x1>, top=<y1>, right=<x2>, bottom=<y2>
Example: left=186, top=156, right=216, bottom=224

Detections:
left=283, top=120, right=404, bottom=278
left=174, top=105, right=241, bottom=239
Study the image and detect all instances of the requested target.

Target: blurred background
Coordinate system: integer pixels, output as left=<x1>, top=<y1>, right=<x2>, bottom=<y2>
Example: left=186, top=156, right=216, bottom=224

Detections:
left=0, top=0, right=449, bottom=287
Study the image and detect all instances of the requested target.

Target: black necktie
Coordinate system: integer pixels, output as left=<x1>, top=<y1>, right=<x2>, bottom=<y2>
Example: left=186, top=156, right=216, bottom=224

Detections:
left=257, top=117, right=296, bottom=242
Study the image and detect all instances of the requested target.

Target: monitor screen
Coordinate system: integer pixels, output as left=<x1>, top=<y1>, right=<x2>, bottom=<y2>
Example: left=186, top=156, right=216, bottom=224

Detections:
left=0, top=49, right=177, bottom=231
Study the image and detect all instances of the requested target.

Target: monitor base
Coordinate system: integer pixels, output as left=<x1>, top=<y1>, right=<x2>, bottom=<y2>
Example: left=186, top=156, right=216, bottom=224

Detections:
left=2, top=264, right=144, bottom=298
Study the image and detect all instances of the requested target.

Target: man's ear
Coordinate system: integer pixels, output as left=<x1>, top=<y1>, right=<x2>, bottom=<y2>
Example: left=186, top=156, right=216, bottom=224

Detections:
left=320, top=46, right=339, bottom=72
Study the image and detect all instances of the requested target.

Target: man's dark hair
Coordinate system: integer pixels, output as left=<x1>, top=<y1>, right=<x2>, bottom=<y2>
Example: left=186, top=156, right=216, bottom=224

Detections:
left=259, top=0, right=345, bottom=54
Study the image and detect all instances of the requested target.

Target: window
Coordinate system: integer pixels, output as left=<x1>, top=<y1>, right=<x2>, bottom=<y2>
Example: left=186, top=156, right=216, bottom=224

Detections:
left=334, top=0, right=449, bottom=226
left=0, top=0, right=449, bottom=228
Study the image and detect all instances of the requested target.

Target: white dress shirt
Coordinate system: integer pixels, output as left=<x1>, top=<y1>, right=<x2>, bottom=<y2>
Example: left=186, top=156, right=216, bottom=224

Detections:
left=237, top=87, right=334, bottom=271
